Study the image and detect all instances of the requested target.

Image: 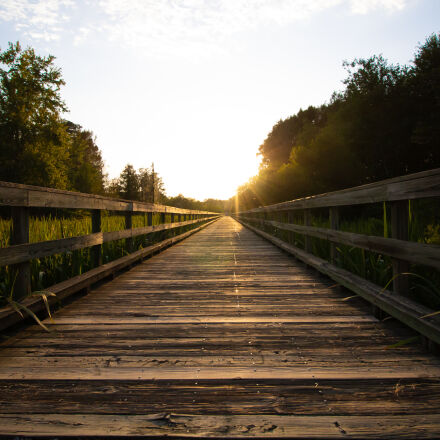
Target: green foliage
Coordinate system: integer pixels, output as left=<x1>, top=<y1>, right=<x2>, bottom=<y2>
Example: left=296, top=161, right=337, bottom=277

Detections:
left=107, top=163, right=167, bottom=203
left=235, top=33, right=440, bottom=212
left=0, top=41, right=105, bottom=193
left=166, top=194, right=227, bottom=212
left=0, top=42, right=69, bottom=188
left=65, top=121, right=105, bottom=194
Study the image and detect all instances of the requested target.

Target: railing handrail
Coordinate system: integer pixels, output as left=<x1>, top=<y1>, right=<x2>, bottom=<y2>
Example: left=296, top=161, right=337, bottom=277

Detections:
left=239, top=167, right=440, bottom=213
left=0, top=180, right=221, bottom=321
left=0, top=180, right=217, bottom=215
left=234, top=167, right=440, bottom=348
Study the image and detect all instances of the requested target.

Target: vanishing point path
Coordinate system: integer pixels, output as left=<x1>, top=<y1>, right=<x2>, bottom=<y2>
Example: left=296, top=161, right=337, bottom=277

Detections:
left=1, top=216, right=440, bottom=438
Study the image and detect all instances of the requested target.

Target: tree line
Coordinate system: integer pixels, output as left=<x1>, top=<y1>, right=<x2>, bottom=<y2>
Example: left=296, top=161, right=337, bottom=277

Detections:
left=234, top=33, right=440, bottom=211
left=0, top=42, right=226, bottom=212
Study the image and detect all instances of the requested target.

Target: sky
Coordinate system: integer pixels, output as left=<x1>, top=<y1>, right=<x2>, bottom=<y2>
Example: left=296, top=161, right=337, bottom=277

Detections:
left=0, top=0, right=439, bottom=200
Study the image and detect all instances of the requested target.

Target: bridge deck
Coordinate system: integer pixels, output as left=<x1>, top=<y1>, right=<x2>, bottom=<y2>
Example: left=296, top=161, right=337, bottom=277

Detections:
left=1, top=216, right=440, bottom=438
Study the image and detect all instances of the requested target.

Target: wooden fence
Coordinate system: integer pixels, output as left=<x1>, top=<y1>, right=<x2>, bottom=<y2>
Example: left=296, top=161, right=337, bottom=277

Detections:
left=234, top=168, right=440, bottom=347
left=0, top=181, right=220, bottom=330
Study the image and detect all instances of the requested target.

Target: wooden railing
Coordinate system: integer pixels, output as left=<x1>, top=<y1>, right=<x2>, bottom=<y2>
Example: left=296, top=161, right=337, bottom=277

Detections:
left=0, top=181, right=220, bottom=329
left=234, top=168, right=440, bottom=347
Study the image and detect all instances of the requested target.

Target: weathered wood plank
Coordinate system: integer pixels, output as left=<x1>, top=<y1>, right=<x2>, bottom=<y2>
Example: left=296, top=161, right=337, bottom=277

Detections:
left=2, top=366, right=439, bottom=380
left=0, top=379, right=439, bottom=415
left=10, top=206, right=30, bottom=299
left=0, top=180, right=219, bottom=214
left=1, top=413, right=440, bottom=438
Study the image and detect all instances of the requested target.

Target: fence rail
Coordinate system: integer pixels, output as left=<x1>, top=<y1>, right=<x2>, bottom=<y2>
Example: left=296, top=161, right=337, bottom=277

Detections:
left=234, top=168, right=440, bottom=347
left=0, top=181, right=220, bottom=330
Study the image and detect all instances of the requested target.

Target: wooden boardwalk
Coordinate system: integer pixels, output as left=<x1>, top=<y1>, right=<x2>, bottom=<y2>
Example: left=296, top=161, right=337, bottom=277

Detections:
left=1, top=216, right=440, bottom=438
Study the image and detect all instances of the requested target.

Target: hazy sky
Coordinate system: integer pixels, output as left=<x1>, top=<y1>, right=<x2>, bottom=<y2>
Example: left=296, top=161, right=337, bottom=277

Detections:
left=0, top=0, right=438, bottom=200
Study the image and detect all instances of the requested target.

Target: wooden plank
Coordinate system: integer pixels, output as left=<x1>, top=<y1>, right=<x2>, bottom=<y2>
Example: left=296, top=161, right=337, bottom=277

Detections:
left=0, top=180, right=218, bottom=215
left=10, top=206, right=30, bottom=300
left=247, top=218, right=440, bottom=271
left=1, top=366, right=440, bottom=380
left=237, top=219, right=440, bottom=345
left=125, top=209, right=134, bottom=253
left=1, top=353, right=438, bottom=368
left=1, top=379, right=439, bottom=415
left=304, top=209, right=312, bottom=253
left=1, top=413, right=440, bottom=438
left=391, top=200, right=410, bottom=295
left=91, top=209, right=102, bottom=267
left=41, top=316, right=379, bottom=324
left=329, top=207, right=340, bottom=265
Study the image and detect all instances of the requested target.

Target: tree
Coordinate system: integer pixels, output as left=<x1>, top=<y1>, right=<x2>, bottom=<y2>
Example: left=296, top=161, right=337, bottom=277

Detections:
left=64, top=121, right=105, bottom=194
left=0, top=42, right=70, bottom=188
left=139, top=163, right=166, bottom=203
left=236, top=33, right=440, bottom=208
left=118, top=164, right=140, bottom=200
left=411, top=33, right=440, bottom=168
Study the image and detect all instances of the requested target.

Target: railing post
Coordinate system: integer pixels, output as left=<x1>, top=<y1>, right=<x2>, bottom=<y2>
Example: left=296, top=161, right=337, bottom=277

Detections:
left=391, top=200, right=410, bottom=296
left=170, top=213, right=175, bottom=236
left=329, top=207, right=340, bottom=265
left=11, top=207, right=31, bottom=300
left=304, top=209, right=312, bottom=253
left=91, top=209, right=102, bottom=267
left=125, top=209, right=133, bottom=253
left=287, top=210, right=295, bottom=245
left=160, top=212, right=166, bottom=240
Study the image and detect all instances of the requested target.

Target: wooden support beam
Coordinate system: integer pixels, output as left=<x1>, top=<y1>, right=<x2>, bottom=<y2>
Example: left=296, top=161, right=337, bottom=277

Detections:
left=329, top=207, right=340, bottom=265
left=10, top=207, right=30, bottom=300
left=304, top=209, right=312, bottom=253
left=91, top=210, right=102, bottom=268
left=287, top=211, right=295, bottom=245
left=391, top=200, right=410, bottom=296
left=125, top=211, right=133, bottom=254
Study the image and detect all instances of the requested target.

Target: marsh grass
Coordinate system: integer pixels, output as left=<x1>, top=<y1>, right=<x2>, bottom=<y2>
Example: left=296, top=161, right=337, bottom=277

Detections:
left=248, top=199, right=440, bottom=309
left=0, top=211, right=207, bottom=305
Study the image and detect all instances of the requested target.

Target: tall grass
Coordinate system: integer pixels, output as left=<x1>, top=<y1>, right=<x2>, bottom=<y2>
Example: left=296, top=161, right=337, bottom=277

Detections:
left=251, top=199, right=440, bottom=309
left=0, top=211, right=206, bottom=305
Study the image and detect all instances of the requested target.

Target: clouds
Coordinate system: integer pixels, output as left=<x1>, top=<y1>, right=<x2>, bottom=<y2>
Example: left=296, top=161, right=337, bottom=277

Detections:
left=1, top=0, right=408, bottom=49
left=1, top=0, right=74, bottom=41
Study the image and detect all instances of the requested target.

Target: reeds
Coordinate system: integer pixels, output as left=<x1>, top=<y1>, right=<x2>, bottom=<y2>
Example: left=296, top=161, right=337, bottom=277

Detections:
left=0, top=212, right=203, bottom=305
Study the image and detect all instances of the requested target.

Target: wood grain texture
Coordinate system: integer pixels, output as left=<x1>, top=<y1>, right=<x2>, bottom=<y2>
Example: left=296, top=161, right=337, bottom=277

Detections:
left=0, top=180, right=218, bottom=214
left=0, top=217, right=440, bottom=438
